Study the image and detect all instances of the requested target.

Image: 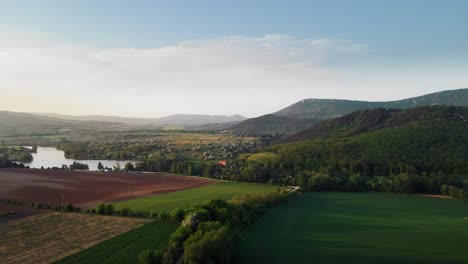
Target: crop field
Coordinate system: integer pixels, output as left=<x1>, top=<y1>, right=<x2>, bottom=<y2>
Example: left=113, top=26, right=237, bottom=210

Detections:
left=115, top=181, right=279, bottom=212
left=0, top=169, right=213, bottom=208
left=56, top=220, right=178, bottom=264
left=0, top=202, right=44, bottom=223
left=0, top=212, right=150, bottom=264
left=235, top=192, right=468, bottom=264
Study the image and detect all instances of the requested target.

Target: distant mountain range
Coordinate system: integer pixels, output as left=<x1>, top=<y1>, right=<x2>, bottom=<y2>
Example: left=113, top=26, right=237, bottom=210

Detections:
left=0, top=111, right=247, bottom=136
left=1, top=88, right=466, bottom=137
left=229, top=88, right=468, bottom=136
left=33, top=113, right=247, bottom=127
left=0, top=111, right=123, bottom=136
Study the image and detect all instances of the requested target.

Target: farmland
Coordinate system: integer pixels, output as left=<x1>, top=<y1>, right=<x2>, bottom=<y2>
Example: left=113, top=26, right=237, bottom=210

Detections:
left=0, top=169, right=214, bottom=208
left=1, top=131, right=262, bottom=162
left=235, top=192, right=468, bottom=264
left=114, top=181, right=279, bottom=212
left=0, top=212, right=150, bottom=264
left=56, top=220, right=178, bottom=264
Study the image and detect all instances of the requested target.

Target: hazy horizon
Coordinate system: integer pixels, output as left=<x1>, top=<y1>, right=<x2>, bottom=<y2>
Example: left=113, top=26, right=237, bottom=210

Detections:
left=1, top=87, right=466, bottom=119
left=1, top=0, right=467, bottom=118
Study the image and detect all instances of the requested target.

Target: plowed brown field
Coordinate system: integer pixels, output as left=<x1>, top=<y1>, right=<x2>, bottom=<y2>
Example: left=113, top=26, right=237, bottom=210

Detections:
left=0, top=168, right=214, bottom=208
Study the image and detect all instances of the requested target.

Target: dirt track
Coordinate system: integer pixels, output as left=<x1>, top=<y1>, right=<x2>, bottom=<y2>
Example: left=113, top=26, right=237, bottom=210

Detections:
left=0, top=169, right=214, bottom=208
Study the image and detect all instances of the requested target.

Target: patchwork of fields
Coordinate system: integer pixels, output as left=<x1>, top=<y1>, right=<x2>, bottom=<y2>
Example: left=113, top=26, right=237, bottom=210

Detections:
left=0, top=212, right=150, bottom=264
left=235, top=192, right=468, bottom=264
left=3, top=170, right=468, bottom=264
left=0, top=173, right=278, bottom=263
left=0, top=169, right=214, bottom=208
left=114, top=181, right=279, bottom=212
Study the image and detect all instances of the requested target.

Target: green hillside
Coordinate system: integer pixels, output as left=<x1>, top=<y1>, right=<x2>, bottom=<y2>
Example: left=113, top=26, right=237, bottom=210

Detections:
left=228, top=88, right=468, bottom=136
left=274, top=106, right=468, bottom=175
left=274, top=88, right=468, bottom=120
left=221, top=106, right=468, bottom=195
left=285, top=105, right=467, bottom=142
left=228, top=114, right=320, bottom=136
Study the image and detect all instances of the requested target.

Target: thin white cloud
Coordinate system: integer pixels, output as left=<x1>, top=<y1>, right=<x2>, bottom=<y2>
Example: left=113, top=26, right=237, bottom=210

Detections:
left=0, top=35, right=368, bottom=117
left=3, top=34, right=465, bottom=118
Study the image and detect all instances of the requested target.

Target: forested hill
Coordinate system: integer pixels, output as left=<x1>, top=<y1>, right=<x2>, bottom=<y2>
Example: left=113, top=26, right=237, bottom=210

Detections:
left=227, top=114, right=321, bottom=136
left=274, top=88, right=468, bottom=120
left=266, top=106, right=468, bottom=177
left=284, top=106, right=468, bottom=143
left=227, top=88, right=468, bottom=136
left=218, top=106, right=467, bottom=195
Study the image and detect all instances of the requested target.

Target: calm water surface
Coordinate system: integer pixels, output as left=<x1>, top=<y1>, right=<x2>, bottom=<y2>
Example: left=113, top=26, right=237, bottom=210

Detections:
left=24, top=147, right=136, bottom=171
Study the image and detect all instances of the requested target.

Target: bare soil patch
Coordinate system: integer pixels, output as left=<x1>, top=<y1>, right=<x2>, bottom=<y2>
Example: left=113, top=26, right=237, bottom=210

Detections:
left=416, top=194, right=452, bottom=199
left=0, top=168, right=214, bottom=208
left=0, top=212, right=149, bottom=264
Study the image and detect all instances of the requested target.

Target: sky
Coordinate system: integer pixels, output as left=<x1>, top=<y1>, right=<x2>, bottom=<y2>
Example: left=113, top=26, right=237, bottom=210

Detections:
left=0, top=0, right=467, bottom=118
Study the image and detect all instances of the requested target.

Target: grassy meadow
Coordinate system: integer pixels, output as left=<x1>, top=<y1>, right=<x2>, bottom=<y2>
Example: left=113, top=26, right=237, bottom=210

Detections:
left=114, top=181, right=279, bottom=212
left=56, top=221, right=178, bottom=264
left=235, top=192, right=468, bottom=264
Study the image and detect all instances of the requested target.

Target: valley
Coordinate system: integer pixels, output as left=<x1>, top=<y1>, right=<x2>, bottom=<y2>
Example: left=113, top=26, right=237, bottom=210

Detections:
left=1, top=89, right=467, bottom=264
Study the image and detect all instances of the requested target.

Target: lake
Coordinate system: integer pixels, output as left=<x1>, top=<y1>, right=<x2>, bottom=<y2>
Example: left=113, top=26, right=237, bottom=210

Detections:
left=24, top=147, right=137, bottom=171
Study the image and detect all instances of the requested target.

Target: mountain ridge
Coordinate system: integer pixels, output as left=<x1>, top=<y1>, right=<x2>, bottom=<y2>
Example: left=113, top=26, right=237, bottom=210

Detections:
left=228, top=88, right=468, bottom=136
left=274, top=88, right=468, bottom=119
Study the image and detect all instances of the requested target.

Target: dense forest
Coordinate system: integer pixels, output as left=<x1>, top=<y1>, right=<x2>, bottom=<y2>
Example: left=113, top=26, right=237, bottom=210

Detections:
left=0, top=146, right=34, bottom=163
left=217, top=106, right=468, bottom=197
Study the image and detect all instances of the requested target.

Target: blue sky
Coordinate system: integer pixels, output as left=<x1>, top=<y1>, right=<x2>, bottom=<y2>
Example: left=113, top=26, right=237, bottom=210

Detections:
left=0, top=0, right=467, bottom=117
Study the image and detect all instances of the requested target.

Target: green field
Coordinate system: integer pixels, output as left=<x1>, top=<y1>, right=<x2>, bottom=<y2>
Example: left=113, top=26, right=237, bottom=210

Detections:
left=115, top=181, right=278, bottom=212
left=56, top=221, right=178, bottom=264
left=235, top=192, right=468, bottom=264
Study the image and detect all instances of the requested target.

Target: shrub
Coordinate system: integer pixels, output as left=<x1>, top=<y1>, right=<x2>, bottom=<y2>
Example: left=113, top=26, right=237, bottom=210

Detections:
left=105, top=204, right=115, bottom=215
left=169, top=225, right=193, bottom=246
left=96, top=203, right=106, bottom=214
left=65, top=203, right=74, bottom=212
left=182, top=209, right=210, bottom=229
left=169, top=208, right=185, bottom=221
left=197, top=221, right=223, bottom=234
left=138, top=249, right=163, bottom=264
left=183, top=227, right=233, bottom=264
left=162, top=243, right=181, bottom=264
left=119, top=207, right=131, bottom=216
left=158, top=211, right=169, bottom=220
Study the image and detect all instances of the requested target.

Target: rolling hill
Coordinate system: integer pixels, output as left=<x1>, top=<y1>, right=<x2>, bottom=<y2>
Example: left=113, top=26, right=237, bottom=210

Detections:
left=0, top=111, right=124, bottom=136
left=274, top=88, right=468, bottom=119
left=34, top=113, right=246, bottom=126
left=267, top=106, right=468, bottom=176
left=228, top=114, right=321, bottom=136
left=228, top=88, right=468, bottom=136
